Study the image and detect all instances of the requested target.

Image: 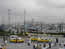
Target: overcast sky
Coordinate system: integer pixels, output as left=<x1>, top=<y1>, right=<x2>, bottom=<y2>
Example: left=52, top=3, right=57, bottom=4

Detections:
left=0, top=0, right=65, bottom=24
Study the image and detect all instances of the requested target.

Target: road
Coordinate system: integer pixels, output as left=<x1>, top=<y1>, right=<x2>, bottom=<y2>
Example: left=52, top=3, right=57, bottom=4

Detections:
left=0, top=36, right=65, bottom=49
left=6, top=43, right=33, bottom=49
left=6, top=42, right=60, bottom=49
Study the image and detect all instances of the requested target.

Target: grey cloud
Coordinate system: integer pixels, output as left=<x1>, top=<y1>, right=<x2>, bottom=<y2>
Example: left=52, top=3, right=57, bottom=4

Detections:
left=0, top=0, right=65, bottom=24
left=35, top=0, right=65, bottom=8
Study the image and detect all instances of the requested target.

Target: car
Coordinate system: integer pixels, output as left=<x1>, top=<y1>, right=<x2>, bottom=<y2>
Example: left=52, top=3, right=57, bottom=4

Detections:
left=9, top=37, right=24, bottom=43
left=37, top=37, right=49, bottom=42
left=10, top=35, right=18, bottom=38
left=24, top=32, right=29, bottom=36
left=9, top=38, right=16, bottom=43
left=30, top=36, right=49, bottom=42
left=9, top=35, right=18, bottom=43
left=30, top=37, right=38, bottom=41
left=17, top=37, right=24, bottom=43
left=0, top=45, right=5, bottom=49
left=38, top=39, right=49, bottom=42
